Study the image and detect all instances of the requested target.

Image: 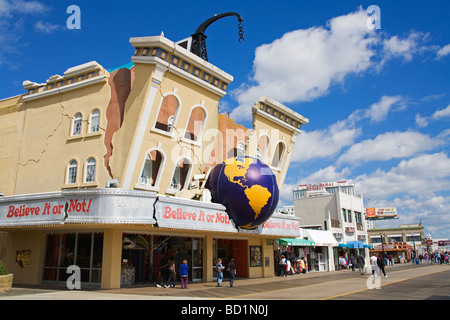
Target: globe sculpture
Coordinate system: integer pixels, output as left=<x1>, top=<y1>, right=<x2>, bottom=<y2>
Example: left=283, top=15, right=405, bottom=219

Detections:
left=206, top=156, right=279, bottom=230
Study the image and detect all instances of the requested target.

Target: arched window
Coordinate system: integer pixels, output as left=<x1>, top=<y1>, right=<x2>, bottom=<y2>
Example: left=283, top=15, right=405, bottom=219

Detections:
left=270, top=141, right=286, bottom=169
left=169, top=158, right=191, bottom=191
left=67, top=160, right=78, bottom=184
left=89, top=109, right=100, bottom=133
left=155, top=94, right=179, bottom=133
left=72, top=113, right=82, bottom=136
left=139, top=150, right=163, bottom=187
left=85, top=158, right=96, bottom=183
left=256, top=134, right=270, bottom=161
left=184, top=106, right=207, bottom=142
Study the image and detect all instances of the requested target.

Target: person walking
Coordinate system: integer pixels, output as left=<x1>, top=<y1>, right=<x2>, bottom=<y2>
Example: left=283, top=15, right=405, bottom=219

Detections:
left=227, top=258, right=236, bottom=287
left=164, top=257, right=176, bottom=288
left=279, top=255, right=287, bottom=276
left=370, top=253, right=379, bottom=278
left=356, top=253, right=365, bottom=275
left=179, top=259, right=189, bottom=289
left=156, top=253, right=169, bottom=288
left=349, top=254, right=356, bottom=272
left=216, top=258, right=225, bottom=287
left=299, top=257, right=307, bottom=274
left=377, top=253, right=388, bottom=278
left=388, top=254, right=393, bottom=266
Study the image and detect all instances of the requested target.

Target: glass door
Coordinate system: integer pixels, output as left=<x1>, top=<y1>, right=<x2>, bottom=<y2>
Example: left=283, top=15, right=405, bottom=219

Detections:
left=192, top=238, right=203, bottom=282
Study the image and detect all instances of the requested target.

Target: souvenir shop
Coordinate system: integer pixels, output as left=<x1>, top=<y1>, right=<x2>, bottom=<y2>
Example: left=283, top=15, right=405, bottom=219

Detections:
left=333, top=241, right=370, bottom=270
left=276, top=229, right=340, bottom=273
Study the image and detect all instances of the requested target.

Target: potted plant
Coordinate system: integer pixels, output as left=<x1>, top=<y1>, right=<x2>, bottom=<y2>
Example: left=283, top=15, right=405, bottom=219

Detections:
left=0, top=260, right=13, bottom=293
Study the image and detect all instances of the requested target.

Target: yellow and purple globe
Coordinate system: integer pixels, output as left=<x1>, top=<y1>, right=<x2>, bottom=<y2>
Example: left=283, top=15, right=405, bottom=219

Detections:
left=206, top=156, right=279, bottom=230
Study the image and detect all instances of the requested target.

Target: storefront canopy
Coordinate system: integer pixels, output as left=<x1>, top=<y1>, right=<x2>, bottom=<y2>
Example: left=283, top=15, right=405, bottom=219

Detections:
left=303, top=229, right=339, bottom=247
left=347, top=241, right=364, bottom=249
left=278, top=238, right=315, bottom=247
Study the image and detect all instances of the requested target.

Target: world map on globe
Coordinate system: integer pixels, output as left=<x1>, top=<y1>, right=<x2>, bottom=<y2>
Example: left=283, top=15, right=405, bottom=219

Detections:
left=206, top=156, right=279, bottom=230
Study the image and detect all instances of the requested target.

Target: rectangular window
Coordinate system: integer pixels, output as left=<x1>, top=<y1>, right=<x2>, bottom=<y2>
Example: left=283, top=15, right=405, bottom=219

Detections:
left=43, top=233, right=103, bottom=283
left=342, top=208, right=347, bottom=222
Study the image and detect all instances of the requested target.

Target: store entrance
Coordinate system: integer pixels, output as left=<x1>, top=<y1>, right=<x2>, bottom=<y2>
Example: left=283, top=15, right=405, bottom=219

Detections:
left=213, top=239, right=248, bottom=278
left=121, top=234, right=203, bottom=285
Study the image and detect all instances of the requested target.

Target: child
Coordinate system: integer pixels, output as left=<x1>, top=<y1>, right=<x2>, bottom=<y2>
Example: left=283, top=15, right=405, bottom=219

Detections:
left=180, top=259, right=189, bottom=289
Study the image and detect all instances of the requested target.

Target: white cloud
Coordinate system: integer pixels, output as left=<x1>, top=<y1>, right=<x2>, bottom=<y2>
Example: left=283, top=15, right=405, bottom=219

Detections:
left=364, top=95, right=403, bottom=123
left=415, top=104, right=450, bottom=127
left=381, top=33, right=427, bottom=61
left=279, top=165, right=350, bottom=203
left=230, top=9, right=436, bottom=122
left=354, top=152, right=450, bottom=199
left=432, top=104, right=450, bottom=120
left=230, top=7, right=379, bottom=120
left=301, top=165, right=351, bottom=184
left=0, top=0, right=49, bottom=66
left=292, top=120, right=361, bottom=162
left=34, top=20, right=62, bottom=34
left=436, top=43, right=450, bottom=59
left=338, top=131, right=445, bottom=165
left=0, top=0, right=47, bottom=17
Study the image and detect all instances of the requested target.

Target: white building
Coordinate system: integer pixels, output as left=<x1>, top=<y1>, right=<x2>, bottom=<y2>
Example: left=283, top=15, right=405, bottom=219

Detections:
left=293, top=181, right=370, bottom=270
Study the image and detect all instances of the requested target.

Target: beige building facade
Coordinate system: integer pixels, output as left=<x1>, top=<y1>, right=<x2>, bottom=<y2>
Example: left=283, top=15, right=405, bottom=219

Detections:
left=0, top=34, right=308, bottom=289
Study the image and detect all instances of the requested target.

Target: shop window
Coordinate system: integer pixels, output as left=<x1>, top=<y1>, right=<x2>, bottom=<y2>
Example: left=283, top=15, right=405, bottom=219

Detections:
left=184, top=106, right=207, bottom=142
left=270, top=141, right=286, bottom=169
left=139, top=149, right=164, bottom=186
left=85, top=157, right=96, bottom=183
left=67, top=160, right=78, bottom=184
left=155, top=94, right=179, bottom=133
left=89, top=109, right=100, bottom=133
left=169, top=158, right=192, bottom=191
left=43, top=233, right=103, bottom=283
left=71, top=113, right=82, bottom=136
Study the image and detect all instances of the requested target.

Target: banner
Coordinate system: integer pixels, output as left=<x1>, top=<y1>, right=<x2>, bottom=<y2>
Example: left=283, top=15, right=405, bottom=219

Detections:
left=365, top=207, right=398, bottom=220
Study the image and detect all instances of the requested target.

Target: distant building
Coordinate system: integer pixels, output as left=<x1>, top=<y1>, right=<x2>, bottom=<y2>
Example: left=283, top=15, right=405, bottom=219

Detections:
left=368, top=223, right=426, bottom=262
left=277, top=205, right=295, bottom=215
left=293, top=181, right=369, bottom=270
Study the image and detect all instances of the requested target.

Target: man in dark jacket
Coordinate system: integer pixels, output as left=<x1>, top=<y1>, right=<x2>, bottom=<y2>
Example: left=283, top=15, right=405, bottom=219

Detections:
left=356, top=253, right=365, bottom=275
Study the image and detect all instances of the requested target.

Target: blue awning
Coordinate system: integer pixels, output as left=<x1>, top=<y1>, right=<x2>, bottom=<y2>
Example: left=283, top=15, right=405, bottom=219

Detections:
left=338, top=243, right=349, bottom=248
left=347, top=241, right=364, bottom=249
left=364, top=244, right=373, bottom=248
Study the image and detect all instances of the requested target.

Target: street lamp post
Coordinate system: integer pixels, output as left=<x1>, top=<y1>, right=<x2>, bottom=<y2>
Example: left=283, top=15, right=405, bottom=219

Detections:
left=380, top=233, right=385, bottom=254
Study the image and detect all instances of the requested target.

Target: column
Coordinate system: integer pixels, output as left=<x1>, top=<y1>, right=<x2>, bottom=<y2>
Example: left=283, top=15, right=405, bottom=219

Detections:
left=203, top=234, right=213, bottom=282
left=101, top=228, right=123, bottom=289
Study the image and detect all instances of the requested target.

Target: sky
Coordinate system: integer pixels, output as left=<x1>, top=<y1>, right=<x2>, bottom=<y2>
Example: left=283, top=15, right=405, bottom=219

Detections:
left=1, top=0, right=449, bottom=239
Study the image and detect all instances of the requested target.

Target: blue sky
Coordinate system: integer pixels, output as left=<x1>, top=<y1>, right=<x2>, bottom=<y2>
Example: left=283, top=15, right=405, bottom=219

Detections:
left=1, top=1, right=449, bottom=239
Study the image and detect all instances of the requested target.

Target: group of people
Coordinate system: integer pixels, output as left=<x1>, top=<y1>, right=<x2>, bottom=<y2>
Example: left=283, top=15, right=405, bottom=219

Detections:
left=411, top=251, right=450, bottom=265
left=277, top=255, right=307, bottom=276
left=155, top=254, right=190, bottom=289
left=369, top=253, right=388, bottom=278
left=215, top=258, right=237, bottom=287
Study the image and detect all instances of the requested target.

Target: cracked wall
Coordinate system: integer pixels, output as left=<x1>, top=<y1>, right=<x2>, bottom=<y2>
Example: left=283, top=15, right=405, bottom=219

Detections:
left=12, top=80, right=112, bottom=195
